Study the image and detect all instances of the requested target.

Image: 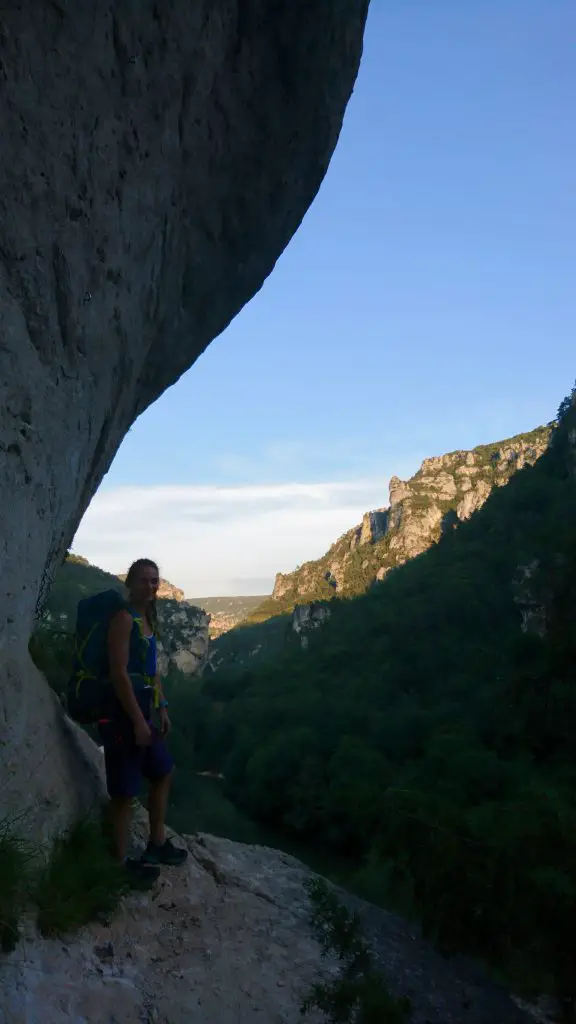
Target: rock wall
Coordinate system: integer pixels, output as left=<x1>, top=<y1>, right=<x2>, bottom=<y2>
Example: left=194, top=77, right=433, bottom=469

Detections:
left=156, top=599, right=211, bottom=676
left=0, top=0, right=369, bottom=834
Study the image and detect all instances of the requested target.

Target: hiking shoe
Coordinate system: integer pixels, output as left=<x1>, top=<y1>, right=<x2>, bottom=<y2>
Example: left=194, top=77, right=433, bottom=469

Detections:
left=124, top=858, right=161, bottom=891
left=142, top=837, right=188, bottom=867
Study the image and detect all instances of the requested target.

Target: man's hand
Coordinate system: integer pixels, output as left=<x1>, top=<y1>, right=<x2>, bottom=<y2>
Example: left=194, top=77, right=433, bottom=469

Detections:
left=159, top=708, right=171, bottom=736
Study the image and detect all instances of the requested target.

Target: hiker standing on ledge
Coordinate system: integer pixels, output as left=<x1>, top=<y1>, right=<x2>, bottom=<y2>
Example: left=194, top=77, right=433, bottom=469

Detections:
left=100, top=557, right=187, bottom=886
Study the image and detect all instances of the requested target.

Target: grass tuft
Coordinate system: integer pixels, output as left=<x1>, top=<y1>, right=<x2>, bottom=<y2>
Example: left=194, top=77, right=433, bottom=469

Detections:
left=34, top=818, right=126, bottom=937
left=0, top=817, right=33, bottom=952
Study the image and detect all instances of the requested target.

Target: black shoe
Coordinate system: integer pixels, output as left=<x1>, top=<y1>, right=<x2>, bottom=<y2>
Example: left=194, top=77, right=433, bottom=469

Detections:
left=123, top=857, right=161, bottom=891
left=142, top=837, right=188, bottom=867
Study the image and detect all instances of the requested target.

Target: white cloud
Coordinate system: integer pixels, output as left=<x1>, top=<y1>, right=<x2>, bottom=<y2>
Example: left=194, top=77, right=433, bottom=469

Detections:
left=72, top=477, right=390, bottom=597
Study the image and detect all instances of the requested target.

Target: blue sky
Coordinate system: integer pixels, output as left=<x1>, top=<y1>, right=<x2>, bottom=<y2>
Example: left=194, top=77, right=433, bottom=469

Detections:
left=74, top=0, right=575, bottom=596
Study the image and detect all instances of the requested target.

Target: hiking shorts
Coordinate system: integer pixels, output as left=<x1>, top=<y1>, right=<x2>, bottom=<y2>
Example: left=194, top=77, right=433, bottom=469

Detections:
left=98, top=719, right=174, bottom=799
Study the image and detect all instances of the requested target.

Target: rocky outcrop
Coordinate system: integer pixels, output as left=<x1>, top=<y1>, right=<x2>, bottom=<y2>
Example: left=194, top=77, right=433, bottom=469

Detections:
left=0, top=814, right=535, bottom=1024
left=0, top=1, right=369, bottom=834
left=156, top=599, right=211, bottom=676
left=256, top=427, right=551, bottom=616
left=291, top=602, right=331, bottom=648
left=513, top=560, right=547, bottom=637
left=0, top=725, right=540, bottom=1023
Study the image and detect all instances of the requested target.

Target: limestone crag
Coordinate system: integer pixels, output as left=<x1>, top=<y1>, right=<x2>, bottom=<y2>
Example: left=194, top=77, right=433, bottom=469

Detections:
left=156, top=599, right=211, bottom=676
left=0, top=0, right=369, bottom=833
left=258, top=427, right=551, bottom=618
left=291, top=602, right=332, bottom=649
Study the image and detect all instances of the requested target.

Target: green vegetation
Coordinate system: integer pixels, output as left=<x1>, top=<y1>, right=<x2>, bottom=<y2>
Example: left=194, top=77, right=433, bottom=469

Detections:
left=34, top=818, right=125, bottom=937
left=187, top=393, right=576, bottom=1010
left=188, top=595, right=267, bottom=617
left=0, top=814, right=125, bottom=950
left=301, top=879, right=410, bottom=1023
left=46, top=555, right=123, bottom=623
left=0, top=818, right=31, bottom=952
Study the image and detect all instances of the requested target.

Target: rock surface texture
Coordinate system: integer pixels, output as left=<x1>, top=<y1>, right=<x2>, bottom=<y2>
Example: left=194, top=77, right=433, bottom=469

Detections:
left=156, top=599, right=211, bottom=676
left=0, top=0, right=369, bottom=833
left=0, top=823, right=535, bottom=1024
left=291, top=602, right=332, bottom=648
left=261, top=427, right=550, bottom=616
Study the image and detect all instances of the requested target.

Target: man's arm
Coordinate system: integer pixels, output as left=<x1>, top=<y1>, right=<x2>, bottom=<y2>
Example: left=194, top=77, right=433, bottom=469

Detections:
left=108, top=611, right=151, bottom=736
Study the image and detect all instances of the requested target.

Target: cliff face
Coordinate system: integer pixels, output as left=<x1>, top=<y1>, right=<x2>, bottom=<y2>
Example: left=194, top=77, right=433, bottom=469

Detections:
left=0, top=0, right=369, bottom=836
left=261, top=427, right=550, bottom=619
left=155, top=599, right=210, bottom=676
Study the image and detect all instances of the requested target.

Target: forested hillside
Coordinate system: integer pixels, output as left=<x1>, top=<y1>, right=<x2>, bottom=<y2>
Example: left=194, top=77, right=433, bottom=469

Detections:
left=210, top=426, right=550, bottom=677
left=187, top=390, right=576, bottom=1011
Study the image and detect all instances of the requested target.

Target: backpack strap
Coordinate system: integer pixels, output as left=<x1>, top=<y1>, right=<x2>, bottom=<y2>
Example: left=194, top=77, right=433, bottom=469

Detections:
left=128, top=609, right=161, bottom=710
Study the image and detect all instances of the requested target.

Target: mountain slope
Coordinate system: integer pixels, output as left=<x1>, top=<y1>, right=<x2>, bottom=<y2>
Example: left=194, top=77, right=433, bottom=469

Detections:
left=197, top=392, right=576, bottom=1007
left=247, top=425, right=550, bottom=624
left=209, top=426, right=551, bottom=677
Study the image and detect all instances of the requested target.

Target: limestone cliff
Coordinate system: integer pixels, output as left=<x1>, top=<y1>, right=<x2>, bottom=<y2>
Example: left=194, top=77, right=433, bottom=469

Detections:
left=155, top=599, right=210, bottom=676
left=0, top=0, right=369, bottom=835
left=291, top=602, right=332, bottom=649
left=254, top=426, right=550, bottom=621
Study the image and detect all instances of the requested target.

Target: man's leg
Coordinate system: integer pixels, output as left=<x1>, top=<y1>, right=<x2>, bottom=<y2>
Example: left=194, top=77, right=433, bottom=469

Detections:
left=109, top=795, right=134, bottom=863
left=100, top=722, right=160, bottom=887
left=148, top=771, right=171, bottom=847
left=142, top=733, right=188, bottom=867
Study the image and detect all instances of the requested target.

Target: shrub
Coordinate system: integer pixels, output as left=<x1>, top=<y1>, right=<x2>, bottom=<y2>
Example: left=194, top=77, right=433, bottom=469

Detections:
left=34, top=818, right=126, bottom=937
left=301, top=878, right=410, bottom=1023
left=0, top=817, right=31, bottom=952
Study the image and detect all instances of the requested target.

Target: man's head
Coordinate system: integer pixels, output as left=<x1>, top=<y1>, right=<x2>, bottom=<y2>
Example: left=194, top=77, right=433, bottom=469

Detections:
left=125, top=558, right=160, bottom=606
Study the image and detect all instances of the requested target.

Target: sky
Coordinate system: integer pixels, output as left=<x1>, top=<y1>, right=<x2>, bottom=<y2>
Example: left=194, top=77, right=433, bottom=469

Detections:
left=73, top=0, right=576, bottom=597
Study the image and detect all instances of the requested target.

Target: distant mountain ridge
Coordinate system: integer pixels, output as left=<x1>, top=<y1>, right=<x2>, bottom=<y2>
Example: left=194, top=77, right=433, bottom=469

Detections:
left=246, top=424, right=551, bottom=625
left=188, top=596, right=267, bottom=637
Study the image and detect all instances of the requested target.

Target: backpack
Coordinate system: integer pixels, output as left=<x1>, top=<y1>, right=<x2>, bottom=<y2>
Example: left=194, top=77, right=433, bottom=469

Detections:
left=67, top=589, right=127, bottom=724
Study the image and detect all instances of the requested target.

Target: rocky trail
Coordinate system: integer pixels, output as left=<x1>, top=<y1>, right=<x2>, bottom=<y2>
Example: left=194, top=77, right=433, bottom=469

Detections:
left=1, top=817, right=542, bottom=1024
